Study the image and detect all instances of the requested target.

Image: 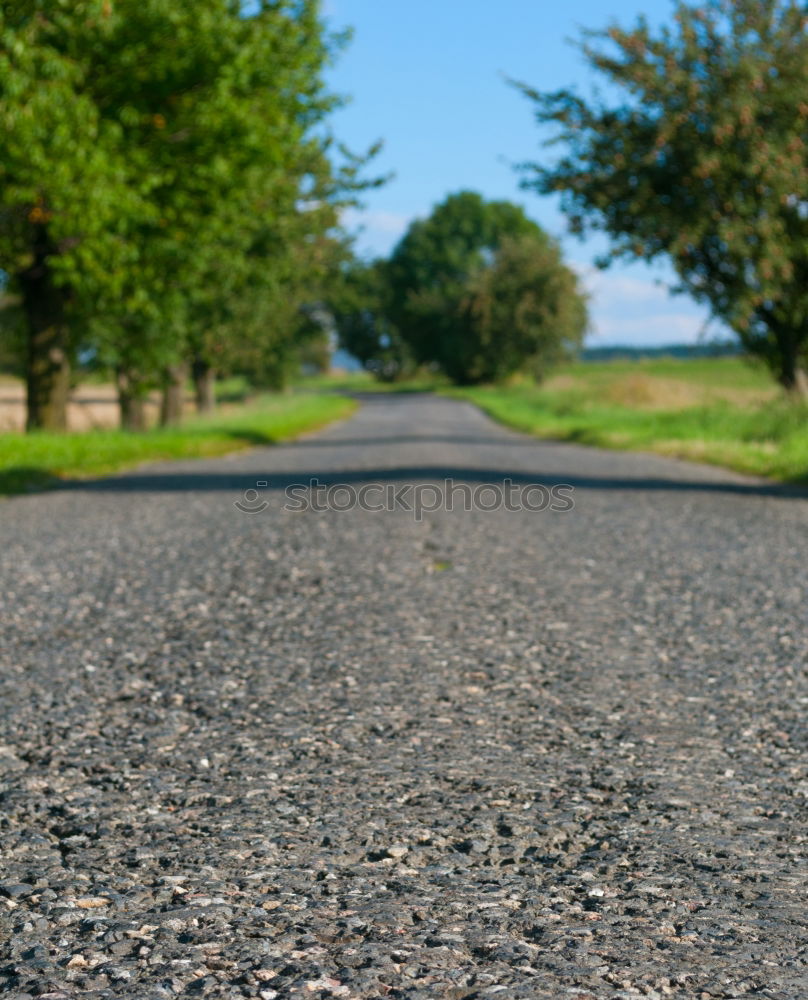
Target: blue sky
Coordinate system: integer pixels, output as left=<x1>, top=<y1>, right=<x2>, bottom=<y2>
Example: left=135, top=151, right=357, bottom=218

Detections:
left=324, top=0, right=724, bottom=348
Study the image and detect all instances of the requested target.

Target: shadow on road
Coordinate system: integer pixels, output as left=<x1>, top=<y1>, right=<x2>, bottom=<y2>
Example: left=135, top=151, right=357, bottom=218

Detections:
left=286, top=436, right=556, bottom=448
left=48, top=464, right=808, bottom=499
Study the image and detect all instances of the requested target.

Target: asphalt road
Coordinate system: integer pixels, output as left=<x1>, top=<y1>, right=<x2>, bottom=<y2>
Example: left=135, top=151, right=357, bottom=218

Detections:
left=1, top=394, right=807, bottom=1000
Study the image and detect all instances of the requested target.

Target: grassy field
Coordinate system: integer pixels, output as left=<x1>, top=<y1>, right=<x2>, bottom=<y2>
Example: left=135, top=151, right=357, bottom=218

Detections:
left=0, top=392, right=356, bottom=496
left=447, top=357, right=808, bottom=483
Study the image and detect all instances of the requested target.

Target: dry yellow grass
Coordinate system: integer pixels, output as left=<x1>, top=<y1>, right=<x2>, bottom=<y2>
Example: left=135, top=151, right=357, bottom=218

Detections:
left=543, top=371, right=777, bottom=410
left=0, top=379, right=195, bottom=432
left=602, top=374, right=698, bottom=409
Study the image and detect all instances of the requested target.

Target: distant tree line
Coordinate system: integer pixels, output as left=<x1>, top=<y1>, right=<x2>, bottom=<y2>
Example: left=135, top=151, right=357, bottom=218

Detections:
left=0, top=0, right=379, bottom=431
left=581, top=343, right=742, bottom=363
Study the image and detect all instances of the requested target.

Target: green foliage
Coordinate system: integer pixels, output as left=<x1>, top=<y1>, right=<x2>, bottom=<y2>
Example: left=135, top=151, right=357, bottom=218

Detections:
left=330, top=258, right=415, bottom=381
left=458, top=234, right=587, bottom=383
left=516, top=0, right=808, bottom=392
left=0, top=1, right=141, bottom=295
left=0, top=0, right=380, bottom=427
left=387, top=192, right=587, bottom=384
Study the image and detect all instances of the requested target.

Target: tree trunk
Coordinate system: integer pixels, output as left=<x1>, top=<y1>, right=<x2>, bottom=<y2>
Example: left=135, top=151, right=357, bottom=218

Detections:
left=18, top=227, right=71, bottom=431
left=192, top=357, right=216, bottom=414
left=116, top=368, right=147, bottom=431
left=773, top=325, right=808, bottom=398
left=159, top=363, right=187, bottom=427
left=778, top=358, right=808, bottom=398
left=787, top=367, right=808, bottom=398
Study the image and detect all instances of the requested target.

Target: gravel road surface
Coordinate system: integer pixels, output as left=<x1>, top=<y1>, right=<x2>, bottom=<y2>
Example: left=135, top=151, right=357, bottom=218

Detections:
left=1, top=394, right=807, bottom=1000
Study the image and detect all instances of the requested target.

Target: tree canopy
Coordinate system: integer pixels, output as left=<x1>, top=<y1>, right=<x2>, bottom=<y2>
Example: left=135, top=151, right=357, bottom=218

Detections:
left=0, top=0, right=377, bottom=428
left=385, top=192, right=587, bottom=384
left=516, top=0, right=808, bottom=393
left=458, top=233, right=588, bottom=384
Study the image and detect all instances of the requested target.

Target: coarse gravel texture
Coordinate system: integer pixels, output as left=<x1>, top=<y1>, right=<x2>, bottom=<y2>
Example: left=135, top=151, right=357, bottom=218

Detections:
left=1, top=394, right=807, bottom=1000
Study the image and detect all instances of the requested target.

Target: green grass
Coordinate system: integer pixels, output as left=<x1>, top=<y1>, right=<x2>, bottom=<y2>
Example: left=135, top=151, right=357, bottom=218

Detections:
left=447, top=358, right=808, bottom=483
left=214, top=374, right=253, bottom=403
left=550, top=355, right=773, bottom=391
left=0, top=393, right=356, bottom=496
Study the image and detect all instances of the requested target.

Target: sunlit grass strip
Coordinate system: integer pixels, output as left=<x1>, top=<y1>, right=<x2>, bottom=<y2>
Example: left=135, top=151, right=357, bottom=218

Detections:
left=0, top=393, right=357, bottom=496
left=448, top=385, right=808, bottom=483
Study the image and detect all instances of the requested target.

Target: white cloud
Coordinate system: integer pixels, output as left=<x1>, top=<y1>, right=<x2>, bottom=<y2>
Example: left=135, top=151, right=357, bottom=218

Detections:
left=571, top=261, right=718, bottom=347
left=572, top=262, right=676, bottom=307
left=342, top=208, right=412, bottom=256
left=589, top=312, right=708, bottom=347
left=582, top=271, right=670, bottom=306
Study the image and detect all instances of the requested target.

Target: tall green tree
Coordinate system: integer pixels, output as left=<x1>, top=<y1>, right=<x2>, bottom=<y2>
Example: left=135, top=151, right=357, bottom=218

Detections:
left=516, top=0, right=808, bottom=393
left=77, top=0, right=366, bottom=425
left=186, top=140, right=375, bottom=403
left=387, top=191, right=585, bottom=384
left=0, top=1, right=141, bottom=429
left=0, top=0, right=378, bottom=429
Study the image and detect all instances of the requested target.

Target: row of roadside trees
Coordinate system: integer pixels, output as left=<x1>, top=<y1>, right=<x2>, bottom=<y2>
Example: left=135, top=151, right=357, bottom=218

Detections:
left=0, top=0, right=378, bottom=431
left=3, top=0, right=805, bottom=423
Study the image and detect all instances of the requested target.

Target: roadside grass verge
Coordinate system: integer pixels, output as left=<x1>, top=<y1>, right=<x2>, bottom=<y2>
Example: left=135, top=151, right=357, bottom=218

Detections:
left=0, top=393, right=356, bottom=496
left=447, top=359, right=808, bottom=483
